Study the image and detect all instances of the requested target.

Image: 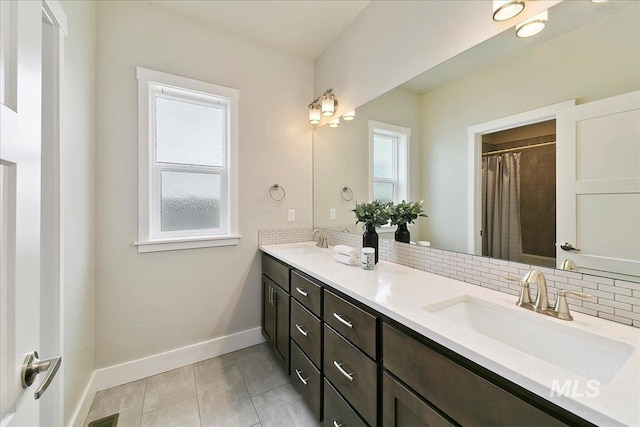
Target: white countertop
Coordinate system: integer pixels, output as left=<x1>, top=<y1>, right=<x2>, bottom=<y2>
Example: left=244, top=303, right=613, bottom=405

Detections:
left=260, top=242, right=640, bottom=427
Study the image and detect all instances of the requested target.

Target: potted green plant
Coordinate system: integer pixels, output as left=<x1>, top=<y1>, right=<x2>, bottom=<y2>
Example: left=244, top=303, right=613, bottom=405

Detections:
left=389, top=200, right=427, bottom=243
left=352, top=200, right=391, bottom=264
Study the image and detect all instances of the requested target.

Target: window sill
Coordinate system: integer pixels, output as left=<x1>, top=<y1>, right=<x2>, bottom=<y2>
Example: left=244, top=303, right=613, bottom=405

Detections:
left=134, top=234, right=241, bottom=253
left=377, top=224, right=414, bottom=234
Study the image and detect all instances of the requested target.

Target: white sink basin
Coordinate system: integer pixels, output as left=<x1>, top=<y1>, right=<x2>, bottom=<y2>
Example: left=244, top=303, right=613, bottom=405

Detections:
left=424, top=295, right=635, bottom=384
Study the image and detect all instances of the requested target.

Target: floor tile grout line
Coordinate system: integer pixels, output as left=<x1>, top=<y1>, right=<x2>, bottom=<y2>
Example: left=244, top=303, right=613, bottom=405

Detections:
left=233, top=348, right=266, bottom=426
left=192, top=363, right=204, bottom=427
left=249, top=382, right=290, bottom=400
left=138, top=378, right=148, bottom=427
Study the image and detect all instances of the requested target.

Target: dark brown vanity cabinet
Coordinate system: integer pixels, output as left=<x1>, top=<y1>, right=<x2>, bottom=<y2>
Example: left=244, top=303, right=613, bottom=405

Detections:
left=288, top=270, right=324, bottom=422
left=261, top=255, right=290, bottom=372
left=323, top=289, right=379, bottom=427
left=382, top=323, right=571, bottom=427
left=382, top=372, right=454, bottom=427
left=261, top=253, right=588, bottom=427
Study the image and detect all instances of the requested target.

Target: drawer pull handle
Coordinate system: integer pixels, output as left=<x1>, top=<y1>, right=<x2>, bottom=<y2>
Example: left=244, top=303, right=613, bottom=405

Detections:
left=333, top=361, right=354, bottom=381
left=295, top=324, right=308, bottom=337
left=296, top=287, right=308, bottom=297
left=333, top=422, right=343, bottom=427
left=295, top=369, right=309, bottom=385
left=333, top=313, right=353, bottom=328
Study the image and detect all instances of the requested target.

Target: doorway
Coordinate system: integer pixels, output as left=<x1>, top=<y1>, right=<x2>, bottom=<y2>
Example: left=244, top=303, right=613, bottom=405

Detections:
left=467, top=100, right=575, bottom=256
left=481, top=120, right=556, bottom=266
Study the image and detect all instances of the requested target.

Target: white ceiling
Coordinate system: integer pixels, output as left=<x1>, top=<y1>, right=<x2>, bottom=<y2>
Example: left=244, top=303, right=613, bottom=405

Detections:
left=146, top=0, right=371, bottom=59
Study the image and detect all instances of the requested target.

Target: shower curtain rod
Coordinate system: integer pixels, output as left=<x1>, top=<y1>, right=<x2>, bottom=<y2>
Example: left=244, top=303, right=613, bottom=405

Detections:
left=482, top=141, right=556, bottom=156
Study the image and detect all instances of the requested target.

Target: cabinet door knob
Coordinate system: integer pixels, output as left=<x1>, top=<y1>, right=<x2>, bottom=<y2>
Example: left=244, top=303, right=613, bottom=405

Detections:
left=295, top=287, right=308, bottom=297
left=333, top=422, right=343, bottom=427
left=333, top=360, right=354, bottom=381
left=333, top=312, right=353, bottom=328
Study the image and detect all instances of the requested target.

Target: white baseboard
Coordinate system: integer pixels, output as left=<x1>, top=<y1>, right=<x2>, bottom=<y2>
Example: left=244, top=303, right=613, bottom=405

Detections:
left=69, top=371, right=96, bottom=427
left=68, top=327, right=264, bottom=426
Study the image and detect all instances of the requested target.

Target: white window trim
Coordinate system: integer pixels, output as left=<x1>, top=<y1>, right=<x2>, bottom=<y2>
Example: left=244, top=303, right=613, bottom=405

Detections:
left=368, top=120, right=411, bottom=204
left=135, top=67, right=240, bottom=253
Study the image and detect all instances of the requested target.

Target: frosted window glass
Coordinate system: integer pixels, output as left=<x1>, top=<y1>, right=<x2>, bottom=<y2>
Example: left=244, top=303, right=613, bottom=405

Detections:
left=373, top=135, right=395, bottom=179
left=156, top=96, right=225, bottom=167
left=161, top=171, right=221, bottom=231
left=373, top=182, right=395, bottom=204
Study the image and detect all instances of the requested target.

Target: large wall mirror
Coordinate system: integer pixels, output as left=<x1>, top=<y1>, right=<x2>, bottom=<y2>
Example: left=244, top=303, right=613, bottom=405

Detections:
left=313, top=1, right=640, bottom=282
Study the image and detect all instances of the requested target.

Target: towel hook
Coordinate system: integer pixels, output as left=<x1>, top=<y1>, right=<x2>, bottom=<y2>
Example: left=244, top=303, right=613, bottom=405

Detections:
left=341, top=186, right=354, bottom=201
left=269, top=184, right=286, bottom=201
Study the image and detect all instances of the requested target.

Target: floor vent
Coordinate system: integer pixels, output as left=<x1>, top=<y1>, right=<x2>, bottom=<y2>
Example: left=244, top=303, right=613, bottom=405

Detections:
left=88, top=414, right=119, bottom=427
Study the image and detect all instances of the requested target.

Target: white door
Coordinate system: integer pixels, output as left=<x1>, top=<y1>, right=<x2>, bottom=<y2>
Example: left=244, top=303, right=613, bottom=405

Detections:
left=556, top=90, right=640, bottom=276
left=1, top=1, right=60, bottom=426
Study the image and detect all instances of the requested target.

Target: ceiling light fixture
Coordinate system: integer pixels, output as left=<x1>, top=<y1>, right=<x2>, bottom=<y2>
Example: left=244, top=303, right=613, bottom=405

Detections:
left=328, top=118, right=340, bottom=128
left=492, top=0, right=525, bottom=22
left=516, top=10, right=548, bottom=38
left=343, top=110, right=355, bottom=121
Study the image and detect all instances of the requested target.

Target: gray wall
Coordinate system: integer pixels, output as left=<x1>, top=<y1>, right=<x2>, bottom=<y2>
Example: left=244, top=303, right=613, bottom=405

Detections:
left=95, top=1, right=313, bottom=368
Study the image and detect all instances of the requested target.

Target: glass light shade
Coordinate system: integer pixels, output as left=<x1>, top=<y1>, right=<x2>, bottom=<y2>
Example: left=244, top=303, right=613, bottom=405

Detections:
left=492, top=0, right=525, bottom=22
left=343, top=110, right=356, bottom=121
left=328, top=118, right=340, bottom=128
left=322, top=92, right=336, bottom=116
left=309, top=103, right=321, bottom=124
left=516, top=10, right=548, bottom=38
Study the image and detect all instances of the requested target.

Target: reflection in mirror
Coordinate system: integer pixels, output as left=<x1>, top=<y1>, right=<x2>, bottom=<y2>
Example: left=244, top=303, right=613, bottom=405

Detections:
left=313, top=1, right=640, bottom=281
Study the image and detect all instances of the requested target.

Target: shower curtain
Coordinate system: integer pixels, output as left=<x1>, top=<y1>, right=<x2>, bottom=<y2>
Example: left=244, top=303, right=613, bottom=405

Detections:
left=482, top=152, right=523, bottom=261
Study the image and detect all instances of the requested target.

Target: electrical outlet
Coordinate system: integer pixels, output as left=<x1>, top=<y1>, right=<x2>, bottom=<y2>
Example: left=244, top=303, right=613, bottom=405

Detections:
left=330, top=209, right=336, bottom=220
left=288, top=209, right=295, bottom=222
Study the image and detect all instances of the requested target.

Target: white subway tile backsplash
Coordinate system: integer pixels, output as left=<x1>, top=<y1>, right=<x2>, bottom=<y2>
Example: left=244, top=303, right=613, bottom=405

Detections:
left=261, top=227, right=640, bottom=328
left=598, top=298, right=632, bottom=311
left=598, top=284, right=632, bottom=296
left=598, top=313, right=633, bottom=326
left=614, top=280, right=640, bottom=291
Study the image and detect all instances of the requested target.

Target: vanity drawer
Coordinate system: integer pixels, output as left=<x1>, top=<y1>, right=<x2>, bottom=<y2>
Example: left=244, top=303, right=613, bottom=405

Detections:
left=290, top=298, right=322, bottom=368
left=290, top=341, right=321, bottom=421
left=262, top=254, right=289, bottom=292
left=324, top=324, right=377, bottom=426
left=324, top=289, right=377, bottom=359
left=324, top=378, right=367, bottom=427
left=291, top=270, right=322, bottom=316
left=382, top=323, right=568, bottom=427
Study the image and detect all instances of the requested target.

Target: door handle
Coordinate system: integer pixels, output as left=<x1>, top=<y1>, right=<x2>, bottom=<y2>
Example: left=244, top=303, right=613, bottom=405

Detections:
left=560, top=242, right=581, bottom=252
left=21, top=351, right=62, bottom=400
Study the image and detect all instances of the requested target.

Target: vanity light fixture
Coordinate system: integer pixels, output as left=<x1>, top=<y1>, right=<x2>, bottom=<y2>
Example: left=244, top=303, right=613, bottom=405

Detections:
left=516, top=9, right=548, bottom=38
left=321, top=88, right=338, bottom=116
left=308, top=100, right=321, bottom=124
left=308, top=88, right=339, bottom=124
left=492, top=0, right=525, bottom=22
left=343, top=110, right=355, bottom=121
left=328, top=118, right=340, bottom=128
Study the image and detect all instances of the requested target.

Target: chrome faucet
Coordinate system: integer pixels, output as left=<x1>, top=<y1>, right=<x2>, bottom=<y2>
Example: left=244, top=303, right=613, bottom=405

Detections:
left=312, top=229, right=328, bottom=248
left=517, top=269, right=592, bottom=321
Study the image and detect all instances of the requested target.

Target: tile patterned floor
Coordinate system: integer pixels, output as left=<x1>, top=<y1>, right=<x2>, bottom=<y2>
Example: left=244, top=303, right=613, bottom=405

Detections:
left=84, top=343, right=319, bottom=427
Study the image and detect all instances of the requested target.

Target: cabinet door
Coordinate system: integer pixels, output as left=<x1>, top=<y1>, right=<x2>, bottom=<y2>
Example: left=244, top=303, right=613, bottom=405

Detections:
left=273, top=283, right=290, bottom=372
left=383, top=372, right=454, bottom=427
left=262, top=275, right=275, bottom=345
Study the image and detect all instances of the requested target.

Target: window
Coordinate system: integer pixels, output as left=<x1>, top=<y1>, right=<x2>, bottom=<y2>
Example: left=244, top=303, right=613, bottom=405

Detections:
left=369, top=120, right=410, bottom=204
left=136, top=67, right=239, bottom=252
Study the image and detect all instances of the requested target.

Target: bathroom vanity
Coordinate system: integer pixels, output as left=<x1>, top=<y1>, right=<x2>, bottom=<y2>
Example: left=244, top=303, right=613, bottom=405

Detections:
left=260, top=242, right=639, bottom=427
